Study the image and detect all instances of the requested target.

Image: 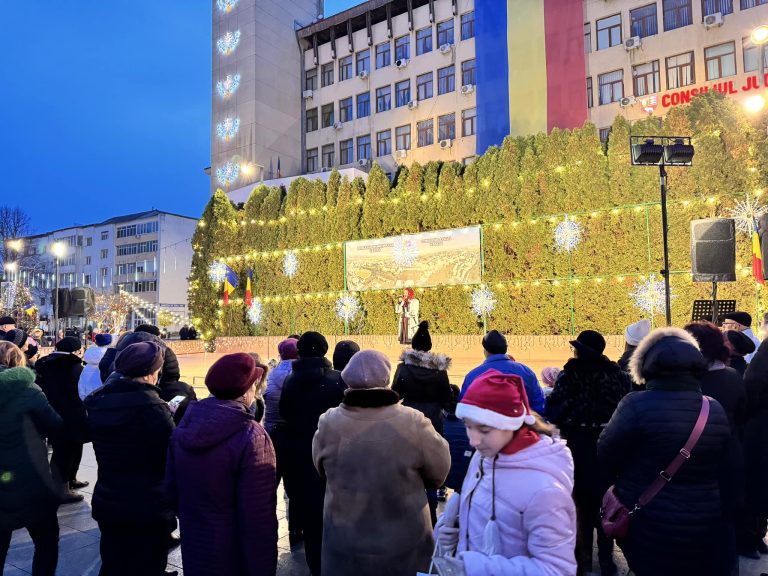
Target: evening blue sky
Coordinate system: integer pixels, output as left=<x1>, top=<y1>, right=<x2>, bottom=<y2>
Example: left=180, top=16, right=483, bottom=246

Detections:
left=0, top=0, right=358, bottom=234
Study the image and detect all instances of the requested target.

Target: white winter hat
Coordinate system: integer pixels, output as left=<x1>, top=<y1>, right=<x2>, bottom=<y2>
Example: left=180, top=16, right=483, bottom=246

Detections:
left=625, top=319, right=651, bottom=347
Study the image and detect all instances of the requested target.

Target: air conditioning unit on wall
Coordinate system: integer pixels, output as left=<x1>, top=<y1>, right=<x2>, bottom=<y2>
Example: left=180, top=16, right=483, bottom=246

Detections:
left=624, top=36, right=641, bottom=51
left=407, top=100, right=419, bottom=110
left=704, top=12, right=724, bottom=28
left=395, top=59, right=409, bottom=69
left=460, top=84, right=475, bottom=95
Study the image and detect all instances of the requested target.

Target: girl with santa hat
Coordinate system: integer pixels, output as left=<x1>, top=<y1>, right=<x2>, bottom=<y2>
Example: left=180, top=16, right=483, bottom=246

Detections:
left=433, top=369, right=577, bottom=576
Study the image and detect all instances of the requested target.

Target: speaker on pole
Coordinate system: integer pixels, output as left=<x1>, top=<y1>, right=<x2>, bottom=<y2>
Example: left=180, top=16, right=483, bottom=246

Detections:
left=690, top=218, right=736, bottom=282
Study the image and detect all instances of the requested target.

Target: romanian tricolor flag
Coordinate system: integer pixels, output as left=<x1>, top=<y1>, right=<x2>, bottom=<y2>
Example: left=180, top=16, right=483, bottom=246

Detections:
left=753, top=219, right=765, bottom=285
left=23, top=302, right=37, bottom=317
left=223, top=265, right=238, bottom=305
left=245, top=269, right=253, bottom=307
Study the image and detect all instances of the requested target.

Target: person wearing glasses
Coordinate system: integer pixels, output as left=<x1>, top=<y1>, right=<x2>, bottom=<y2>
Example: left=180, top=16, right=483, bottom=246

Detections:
left=721, top=312, right=761, bottom=364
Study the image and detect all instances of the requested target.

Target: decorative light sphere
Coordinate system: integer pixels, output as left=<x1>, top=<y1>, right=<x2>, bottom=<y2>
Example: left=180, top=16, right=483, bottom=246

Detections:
left=727, top=195, right=768, bottom=235
left=554, top=218, right=583, bottom=253
left=630, top=274, right=673, bottom=315
left=282, top=251, right=299, bottom=278
left=216, top=30, right=241, bottom=55
left=208, top=262, right=228, bottom=284
left=216, top=117, right=240, bottom=141
left=335, top=293, right=361, bottom=322
left=247, top=301, right=262, bottom=325
left=216, top=74, right=241, bottom=98
left=392, top=236, right=419, bottom=267
left=216, top=0, right=238, bottom=12
left=216, top=161, right=240, bottom=186
left=471, top=286, right=497, bottom=317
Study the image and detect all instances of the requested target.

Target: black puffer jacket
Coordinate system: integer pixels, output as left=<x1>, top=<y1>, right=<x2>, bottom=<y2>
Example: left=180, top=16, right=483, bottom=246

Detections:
left=156, top=350, right=197, bottom=425
left=392, top=349, right=453, bottom=435
left=598, top=328, right=731, bottom=576
left=35, top=351, right=87, bottom=443
left=98, top=331, right=180, bottom=384
left=85, top=375, right=175, bottom=524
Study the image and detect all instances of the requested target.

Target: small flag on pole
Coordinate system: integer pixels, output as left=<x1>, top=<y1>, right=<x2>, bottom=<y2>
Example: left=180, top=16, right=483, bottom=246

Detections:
left=223, top=265, right=238, bottom=305
left=24, top=302, right=37, bottom=317
left=245, top=269, right=253, bottom=307
left=753, top=218, right=764, bottom=285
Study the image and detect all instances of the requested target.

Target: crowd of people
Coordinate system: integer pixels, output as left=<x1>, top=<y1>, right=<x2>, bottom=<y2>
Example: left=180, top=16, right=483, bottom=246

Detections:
left=1, top=310, right=768, bottom=576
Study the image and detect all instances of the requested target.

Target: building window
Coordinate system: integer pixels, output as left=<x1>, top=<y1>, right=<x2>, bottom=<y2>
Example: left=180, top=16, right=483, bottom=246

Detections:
left=340, top=97, right=353, bottom=122
left=461, top=11, right=475, bottom=40
left=587, top=77, right=593, bottom=108
left=416, top=72, right=433, bottom=101
left=357, top=134, right=371, bottom=160
left=395, top=79, right=411, bottom=107
left=599, top=127, right=612, bottom=144
left=305, top=107, right=318, bottom=132
left=702, top=0, right=733, bottom=15
left=133, top=281, right=157, bottom=293
left=305, top=67, right=317, bottom=91
left=633, top=60, right=660, bottom=95
left=100, top=267, right=108, bottom=281
left=85, top=256, right=92, bottom=265
left=339, top=55, right=353, bottom=81
left=396, top=125, right=411, bottom=150
left=437, top=65, right=455, bottom=95
left=416, top=27, right=433, bottom=55
left=357, top=92, right=371, bottom=118
left=66, top=254, right=76, bottom=266
left=596, top=14, right=622, bottom=50
left=100, top=248, right=108, bottom=259
left=85, top=237, right=93, bottom=247
left=356, top=49, right=370, bottom=76
left=322, top=144, right=334, bottom=168
left=84, top=274, right=91, bottom=286
left=377, top=130, right=392, bottom=156
left=461, top=59, right=476, bottom=86
left=598, top=69, right=624, bottom=104
left=630, top=4, right=658, bottom=37
left=666, top=51, right=695, bottom=88
left=321, top=103, right=334, bottom=128
left=116, top=241, right=157, bottom=256
left=376, top=42, right=391, bottom=68
left=321, top=62, right=334, bottom=87
left=742, top=0, right=768, bottom=8
left=438, top=113, right=456, bottom=141
left=395, top=35, right=410, bottom=61
left=101, top=231, right=109, bottom=240
left=417, top=118, right=434, bottom=147
left=744, top=37, right=768, bottom=72
left=306, top=148, right=318, bottom=172
left=705, top=42, right=736, bottom=80
left=461, top=108, right=477, bottom=137
left=117, top=222, right=158, bottom=238
left=437, top=19, right=454, bottom=46
left=340, top=139, right=353, bottom=164
left=376, top=85, right=392, bottom=112
left=663, top=0, right=693, bottom=31
left=584, top=23, right=591, bottom=53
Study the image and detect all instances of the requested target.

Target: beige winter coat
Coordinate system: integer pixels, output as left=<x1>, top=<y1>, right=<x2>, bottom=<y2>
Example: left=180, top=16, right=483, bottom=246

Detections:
left=312, top=388, right=451, bottom=576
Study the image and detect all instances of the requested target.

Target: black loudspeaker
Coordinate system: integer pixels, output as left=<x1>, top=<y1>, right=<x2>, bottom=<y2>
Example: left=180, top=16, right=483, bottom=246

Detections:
left=690, top=218, right=736, bottom=282
left=52, top=288, right=72, bottom=318
left=69, top=287, right=95, bottom=316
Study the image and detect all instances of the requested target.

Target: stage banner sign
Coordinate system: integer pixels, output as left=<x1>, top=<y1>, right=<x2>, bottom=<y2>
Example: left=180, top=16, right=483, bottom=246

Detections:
left=345, top=226, right=482, bottom=291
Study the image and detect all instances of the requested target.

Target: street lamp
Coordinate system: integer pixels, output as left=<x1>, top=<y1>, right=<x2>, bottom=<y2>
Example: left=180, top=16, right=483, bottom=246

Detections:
left=751, top=25, right=768, bottom=88
left=630, top=136, right=695, bottom=326
left=50, top=241, right=66, bottom=343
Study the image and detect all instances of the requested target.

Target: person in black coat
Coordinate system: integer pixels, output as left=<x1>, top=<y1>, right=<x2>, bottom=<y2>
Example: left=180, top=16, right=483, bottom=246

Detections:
left=598, top=327, right=731, bottom=576
left=155, top=353, right=197, bottom=425
left=725, top=329, right=756, bottom=378
left=332, top=340, right=359, bottom=372
left=99, top=328, right=180, bottom=385
left=546, top=330, right=631, bottom=576
left=279, top=332, right=347, bottom=576
left=616, top=320, right=650, bottom=376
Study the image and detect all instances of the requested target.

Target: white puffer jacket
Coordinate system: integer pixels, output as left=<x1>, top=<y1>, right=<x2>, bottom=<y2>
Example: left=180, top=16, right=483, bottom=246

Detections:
left=78, top=346, right=108, bottom=400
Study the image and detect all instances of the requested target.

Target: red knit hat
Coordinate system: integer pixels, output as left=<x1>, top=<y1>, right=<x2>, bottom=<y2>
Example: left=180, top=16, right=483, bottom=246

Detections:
left=456, top=369, right=536, bottom=430
left=205, top=352, right=263, bottom=400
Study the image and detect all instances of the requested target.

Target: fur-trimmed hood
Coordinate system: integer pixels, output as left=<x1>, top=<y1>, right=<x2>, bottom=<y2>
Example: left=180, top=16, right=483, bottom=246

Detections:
left=399, top=348, right=452, bottom=371
left=629, top=327, right=705, bottom=385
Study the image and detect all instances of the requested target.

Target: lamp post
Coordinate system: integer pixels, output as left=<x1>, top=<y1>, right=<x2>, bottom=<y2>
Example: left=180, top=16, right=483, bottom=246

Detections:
left=630, top=136, right=695, bottom=326
left=751, top=25, right=768, bottom=88
left=51, top=241, right=66, bottom=344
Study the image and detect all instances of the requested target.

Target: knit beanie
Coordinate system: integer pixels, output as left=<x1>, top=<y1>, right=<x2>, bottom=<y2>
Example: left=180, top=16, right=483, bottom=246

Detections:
left=95, top=333, right=113, bottom=347
left=625, top=319, right=651, bottom=347
left=482, top=330, right=508, bottom=354
left=456, top=369, right=536, bottom=430
left=540, top=366, right=561, bottom=387
left=0, top=316, right=15, bottom=327
left=115, top=341, right=164, bottom=378
left=411, top=321, right=432, bottom=352
left=206, top=352, right=263, bottom=400
left=341, top=349, right=391, bottom=389
left=3, top=329, right=28, bottom=348
left=277, top=338, right=299, bottom=360
left=333, top=340, right=360, bottom=371
left=55, top=336, right=82, bottom=353
left=297, top=331, right=328, bottom=358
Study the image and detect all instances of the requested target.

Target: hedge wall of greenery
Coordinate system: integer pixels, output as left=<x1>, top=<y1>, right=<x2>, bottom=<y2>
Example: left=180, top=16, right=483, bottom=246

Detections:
left=189, top=93, right=768, bottom=339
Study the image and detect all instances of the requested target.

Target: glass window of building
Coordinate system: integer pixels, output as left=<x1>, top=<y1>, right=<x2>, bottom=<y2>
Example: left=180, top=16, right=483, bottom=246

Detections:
left=666, top=51, right=695, bottom=88
left=596, top=14, right=622, bottom=50
left=705, top=42, right=736, bottom=80
left=340, top=97, right=353, bottom=122
left=340, top=139, right=353, bottom=164
left=437, top=19, right=454, bottom=46
left=395, top=79, right=411, bottom=107
left=84, top=275, right=91, bottom=286
left=376, top=85, right=392, bottom=112
left=305, top=67, right=317, bottom=91
left=356, top=49, right=370, bottom=76
left=416, top=27, right=433, bottom=55
left=743, top=37, right=768, bottom=72
left=100, top=248, right=108, bottom=259
left=461, top=59, right=477, bottom=86
left=322, top=144, right=334, bottom=168
left=633, top=60, right=660, bottom=95
left=305, top=107, right=318, bottom=132
left=376, top=42, right=391, bottom=68
left=437, top=65, right=455, bottom=95
left=86, top=237, right=93, bottom=247
left=630, top=4, right=658, bottom=37
left=587, top=77, right=593, bottom=108
left=377, top=130, right=392, bottom=156
left=599, top=127, right=612, bottom=144
left=438, top=113, right=456, bottom=141
left=598, top=69, right=624, bottom=104
left=357, top=134, right=372, bottom=160
left=462, top=108, right=477, bottom=137
left=396, top=124, right=412, bottom=150
left=701, top=0, right=733, bottom=15
left=461, top=11, right=475, bottom=40
left=584, top=23, right=591, bottom=53
left=663, top=0, right=693, bottom=31
left=339, top=55, right=353, bottom=81
left=357, top=92, right=371, bottom=118
left=417, top=72, right=433, bottom=100
left=742, top=0, right=768, bottom=8
left=395, top=35, right=410, bottom=61
left=321, top=103, right=335, bottom=128
left=417, top=118, right=434, bottom=147
left=85, top=256, right=92, bottom=265
left=101, top=231, right=109, bottom=240
left=306, top=148, right=318, bottom=172
left=321, top=63, right=334, bottom=87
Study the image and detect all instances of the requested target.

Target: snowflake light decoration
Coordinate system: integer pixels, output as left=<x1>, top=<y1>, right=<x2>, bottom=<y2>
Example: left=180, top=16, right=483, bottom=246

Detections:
left=247, top=301, right=262, bottom=325
left=216, top=117, right=240, bottom=140
left=216, top=161, right=240, bottom=186
left=727, top=195, right=768, bottom=235
left=282, top=251, right=299, bottom=278
left=216, top=0, right=238, bottom=12
left=216, top=73, right=241, bottom=98
left=216, top=30, right=241, bottom=55
left=335, top=293, right=361, bottom=323
left=392, top=236, right=419, bottom=267
left=471, top=286, right=497, bottom=317
left=554, top=218, right=584, bottom=253
left=208, top=262, right=228, bottom=284
left=630, top=274, right=674, bottom=315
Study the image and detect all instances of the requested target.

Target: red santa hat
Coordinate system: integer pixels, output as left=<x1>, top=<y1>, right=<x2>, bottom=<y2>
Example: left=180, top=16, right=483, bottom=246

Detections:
left=456, top=369, right=536, bottom=430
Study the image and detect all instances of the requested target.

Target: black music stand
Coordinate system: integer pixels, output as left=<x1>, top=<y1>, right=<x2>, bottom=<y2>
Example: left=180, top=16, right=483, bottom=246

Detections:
left=691, top=299, right=736, bottom=324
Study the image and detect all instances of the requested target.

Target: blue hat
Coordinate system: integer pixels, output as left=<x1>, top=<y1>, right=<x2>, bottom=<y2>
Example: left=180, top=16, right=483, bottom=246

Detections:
left=95, top=333, right=112, bottom=347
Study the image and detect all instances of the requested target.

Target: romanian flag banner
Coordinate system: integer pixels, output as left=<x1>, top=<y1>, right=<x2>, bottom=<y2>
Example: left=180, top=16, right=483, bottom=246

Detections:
left=245, top=269, right=253, bottom=307
left=24, top=302, right=37, bottom=317
left=753, top=219, right=764, bottom=285
left=223, top=265, right=238, bottom=305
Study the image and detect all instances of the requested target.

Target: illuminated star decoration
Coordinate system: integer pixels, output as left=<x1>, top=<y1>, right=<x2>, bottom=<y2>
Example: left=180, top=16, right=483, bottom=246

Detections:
left=216, top=30, right=241, bottom=55
left=727, top=195, right=768, bottom=235
left=630, top=274, right=674, bottom=315
left=282, top=251, right=299, bottom=278
left=335, top=293, right=361, bottom=322
left=247, top=301, right=262, bottom=325
left=216, top=117, right=241, bottom=140
left=216, top=161, right=240, bottom=186
left=392, top=236, right=419, bottom=267
left=216, top=74, right=241, bottom=98
left=208, top=262, right=228, bottom=284
left=216, top=0, right=238, bottom=12
left=471, top=286, right=497, bottom=317
left=554, top=218, right=584, bottom=253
